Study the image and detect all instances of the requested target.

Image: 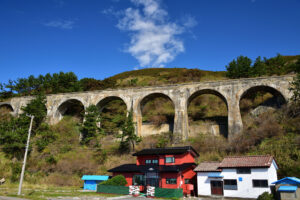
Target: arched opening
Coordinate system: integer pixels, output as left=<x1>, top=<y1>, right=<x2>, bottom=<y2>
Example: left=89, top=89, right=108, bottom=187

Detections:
left=0, top=104, right=13, bottom=113
left=0, top=104, right=14, bottom=120
left=97, top=96, right=127, bottom=135
left=139, top=93, right=175, bottom=136
left=56, top=99, right=85, bottom=122
left=239, top=85, right=286, bottom=125
left=187, top=89, right=228, bottom=137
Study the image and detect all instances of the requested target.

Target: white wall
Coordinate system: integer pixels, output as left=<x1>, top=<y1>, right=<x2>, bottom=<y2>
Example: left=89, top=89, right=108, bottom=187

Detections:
left=196, top=172, right=213, bottom=196
left=197, top=163, right=278, bottom=198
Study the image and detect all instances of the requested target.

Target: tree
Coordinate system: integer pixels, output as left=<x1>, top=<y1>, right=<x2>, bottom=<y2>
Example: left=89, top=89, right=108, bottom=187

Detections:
left=251, top=56, right=267, bottom=77
left=100, top=175, right=127, bottom=186
left=289, top=72, right=300, bottom=117
left=80, top=105, right=103, bottom=145
left=0, top=95, right=48, bottom=158
left=294, top=58, right=300, bottom=73
left=118, top=110, right=141, bottom=152
left=21, top=94, right=47, bottom=128
left=226, top=56, right=252, bottom=78
left=264, top=53, right=286, bottom=75
left=290, top=73, right=300, bottom=103
left=0, top=115, right=30, bottom=159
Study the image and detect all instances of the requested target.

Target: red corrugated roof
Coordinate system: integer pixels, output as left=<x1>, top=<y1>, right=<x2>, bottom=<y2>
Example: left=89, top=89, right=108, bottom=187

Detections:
left=219, top=155, right=274, bottom=168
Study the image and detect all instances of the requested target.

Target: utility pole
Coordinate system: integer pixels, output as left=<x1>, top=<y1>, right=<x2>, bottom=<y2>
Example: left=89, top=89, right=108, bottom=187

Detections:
left=18, top=115, right=34, bottom=196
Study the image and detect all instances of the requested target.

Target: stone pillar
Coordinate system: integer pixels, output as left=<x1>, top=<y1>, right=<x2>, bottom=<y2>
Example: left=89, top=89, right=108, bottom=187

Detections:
left=173, top=96, right=189, bottom=141
left=131, top=98, right=142, bottom=137
left=227, top=97, right=243, bottom=140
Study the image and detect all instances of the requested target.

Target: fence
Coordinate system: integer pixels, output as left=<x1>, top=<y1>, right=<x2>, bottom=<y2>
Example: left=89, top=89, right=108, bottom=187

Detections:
left=97, top=184, right=183, bottom=198
left=96, top=185, right=129, bottom=195
left=155, top=187, right=183, bottom=198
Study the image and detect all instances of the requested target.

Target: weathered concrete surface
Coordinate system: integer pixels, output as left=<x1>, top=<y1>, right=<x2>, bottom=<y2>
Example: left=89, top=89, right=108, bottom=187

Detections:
left=141, top=123, right=172, bottom=136
left=189, top=122, right=227, bottom=137
left=0, top=75, right=294, bottom=140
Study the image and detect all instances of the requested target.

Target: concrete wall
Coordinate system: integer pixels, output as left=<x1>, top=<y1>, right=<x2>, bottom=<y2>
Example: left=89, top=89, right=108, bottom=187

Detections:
left=0, top=75, right=294, bottom=140
left=141, top=123, right=172, bottom=136
left=189, top=122, right=227, bottom=137
left=141, top=122, right=227, bottom=137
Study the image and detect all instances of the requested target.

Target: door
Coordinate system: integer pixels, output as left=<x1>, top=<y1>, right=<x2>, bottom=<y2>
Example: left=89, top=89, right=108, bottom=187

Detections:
left=210, top=180, right=223, bottom=195
left=146, top=172, right=160, bottom=187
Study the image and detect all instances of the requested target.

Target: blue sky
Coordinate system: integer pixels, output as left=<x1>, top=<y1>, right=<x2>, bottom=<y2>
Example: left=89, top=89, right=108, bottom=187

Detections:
left=0, top=0, right=300, bottom=83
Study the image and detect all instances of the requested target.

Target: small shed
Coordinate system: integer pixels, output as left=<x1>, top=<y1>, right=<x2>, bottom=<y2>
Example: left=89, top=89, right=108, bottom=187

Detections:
left=272, top=177, right=300, bottom=200
left=82, top=175, right=109, bottom=191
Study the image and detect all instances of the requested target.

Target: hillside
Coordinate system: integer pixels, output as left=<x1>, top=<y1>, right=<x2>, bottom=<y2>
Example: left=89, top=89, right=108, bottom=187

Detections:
left=0, top=54, right=299, bottom=190
left=0, top=54, right=299, bottom=100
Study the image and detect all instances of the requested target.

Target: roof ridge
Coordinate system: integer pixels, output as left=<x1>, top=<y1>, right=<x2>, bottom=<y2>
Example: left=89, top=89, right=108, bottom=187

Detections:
left=224, top=155, right=272, bottom=158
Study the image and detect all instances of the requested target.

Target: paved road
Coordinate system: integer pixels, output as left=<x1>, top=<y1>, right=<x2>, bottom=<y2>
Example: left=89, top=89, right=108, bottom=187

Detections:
left=0, top=195, right=149, bottom=200
left=0, top=195, right=226, bottom=200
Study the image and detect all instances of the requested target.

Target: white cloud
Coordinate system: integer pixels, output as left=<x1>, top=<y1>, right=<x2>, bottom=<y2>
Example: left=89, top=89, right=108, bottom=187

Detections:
left=105, top=0, right=197, bottom=68
left=43, top=20, right=74, bottom=30
left=182, top=15, right=198, bottom=28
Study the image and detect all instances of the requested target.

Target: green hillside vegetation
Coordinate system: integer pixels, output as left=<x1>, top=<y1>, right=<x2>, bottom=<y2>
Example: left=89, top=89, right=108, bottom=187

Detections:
left=0, top=54, right=299, bottom=189
left=0, top=90, right=299, bottom=186
left=100, top=99, right=127, bottom=135
left=188, top=94, right=227, bottom=122
left=141, top=95, right=175, bottom=125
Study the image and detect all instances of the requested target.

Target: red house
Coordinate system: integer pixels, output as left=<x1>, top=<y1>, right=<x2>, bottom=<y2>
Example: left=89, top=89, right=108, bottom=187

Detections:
left=108, top=146, right=199, bottom=195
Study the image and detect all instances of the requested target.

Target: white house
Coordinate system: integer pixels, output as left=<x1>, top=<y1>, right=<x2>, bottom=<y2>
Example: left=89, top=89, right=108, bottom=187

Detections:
left=195, top=155, right=278, bottom=199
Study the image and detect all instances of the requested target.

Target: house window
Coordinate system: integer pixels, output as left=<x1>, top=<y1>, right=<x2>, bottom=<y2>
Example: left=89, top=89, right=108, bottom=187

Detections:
left=224, top=179, right=238, bottom=190
left=166, top=178, right=177, bottom=184
left=185, top=179, right=190, bottom=184
left=145, top=160, right=152, bottom=164
left=152, top=159, right=158, bottom=164
left=253, top=180, right=268, bottom=188
left=165, top=157, right=175, bottom=163
left=237, top=168, right=251, bottom=174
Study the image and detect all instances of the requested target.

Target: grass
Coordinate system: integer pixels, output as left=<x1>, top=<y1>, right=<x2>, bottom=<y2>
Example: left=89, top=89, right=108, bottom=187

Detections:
left=0, top=184, right=119, bottom=200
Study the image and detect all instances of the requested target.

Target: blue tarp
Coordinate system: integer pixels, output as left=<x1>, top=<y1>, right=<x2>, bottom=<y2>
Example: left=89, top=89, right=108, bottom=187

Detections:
left=82, top=175, right=110, bottom=191
left=278, top=186, right=298, bottom=192
left=208, top=172, right=223, bottom=178
left=82, top=175, right=109, bottom=181
left=272, top=177, right=300, bottom=185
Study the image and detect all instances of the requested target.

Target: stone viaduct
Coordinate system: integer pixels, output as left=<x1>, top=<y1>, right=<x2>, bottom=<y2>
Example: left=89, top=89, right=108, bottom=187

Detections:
left=0, top=75, right=294, bottom=140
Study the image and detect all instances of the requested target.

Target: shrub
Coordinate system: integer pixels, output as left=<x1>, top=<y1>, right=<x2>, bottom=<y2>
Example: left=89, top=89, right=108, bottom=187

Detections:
left=257, top=192, right=274, bottom=200
left=10, top=162, right=21, bottom=182
left=100, top=175, right=127, bottom=186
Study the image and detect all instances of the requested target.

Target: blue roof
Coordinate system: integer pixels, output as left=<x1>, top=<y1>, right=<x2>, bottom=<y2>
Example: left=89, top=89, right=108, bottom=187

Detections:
left=278, top=186, right=298, bottom=192
left=81, top=175, right=109, bottom=181
left=272, top=177, right=300, bottom=185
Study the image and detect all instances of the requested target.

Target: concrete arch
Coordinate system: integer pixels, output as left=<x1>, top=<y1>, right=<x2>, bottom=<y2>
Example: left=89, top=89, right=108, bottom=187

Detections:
left=238, top=85, right=287, bottom=113
left=137, top=92, right=175, bottom=114
left=96, top=96, right=129, bottom=112
left=238, top=84, right=288, bottom=104
left=187, top=89, right=228, bottom=108
left=0, top=103, right=14, bottom=111
left=187, top=89, right=229, bottom=137
left=55, top=98, right=85, bottom=122
left=135, top=92, right=175, bottom=137
left=136, top=92, right=175, bottom=115
left=96, top=96, right=128, bottom=134
left=0, top=103, right=14, bottom=115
